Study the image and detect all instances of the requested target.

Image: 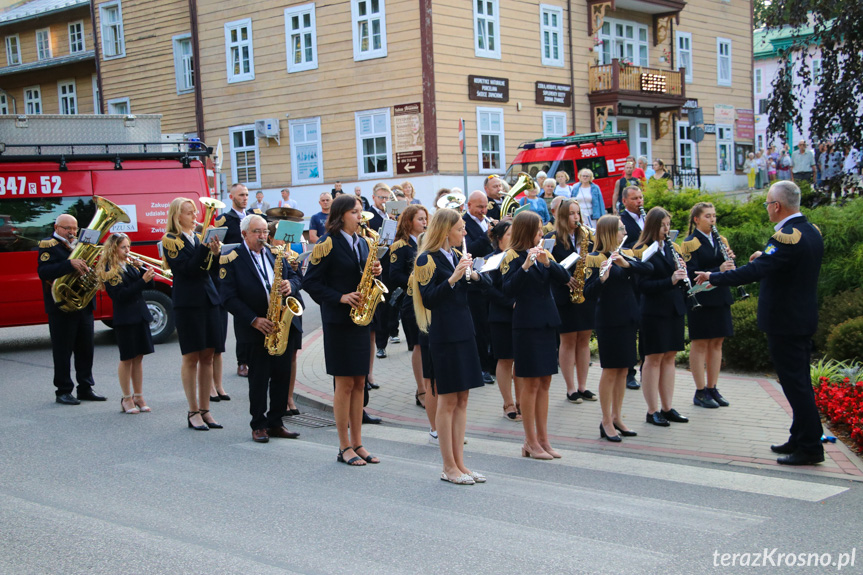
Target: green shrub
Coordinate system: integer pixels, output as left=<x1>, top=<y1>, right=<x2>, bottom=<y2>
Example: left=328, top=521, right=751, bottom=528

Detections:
left=810, top=358, right=844, bottom=385
left=723, top=297, right=772, bottom=372
left=815, top=288, right=863, bottom=351
left=826, top=316, right=863, bottom=362
left=806, top=198, right=863, bottom=299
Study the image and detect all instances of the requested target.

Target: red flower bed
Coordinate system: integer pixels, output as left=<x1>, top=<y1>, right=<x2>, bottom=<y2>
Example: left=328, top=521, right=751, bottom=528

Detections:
left=814, top=376, right=863, bottom=451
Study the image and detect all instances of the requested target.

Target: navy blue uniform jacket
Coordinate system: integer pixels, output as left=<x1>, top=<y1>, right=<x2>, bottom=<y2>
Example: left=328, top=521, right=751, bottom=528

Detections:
left=415, top=249, right=476, bottom=344
left=501, top=249, right=570, bottom=329
left=486, top=249, right=514, bottom=323
left=161, top=232, right=220, bottom=308
left=546, top=230, right=595, bottom=308
left=37, top=237, right=93, bottom=314
left=681, top=232, right=733, bottom=307
left=302, top=232, right=371, bottom=325
left=584, top=251, right=653, bottom=328
left=636, top=241, right=687, bottom=317
left=103, top=264, right=154, bottom=326
left=220, top=244, right=302, bottom=346
left=463, top=213, right=494, bottom=259
left=708, top=215, right=823, bottom=336
left=619, top=211, right=642, bottom=249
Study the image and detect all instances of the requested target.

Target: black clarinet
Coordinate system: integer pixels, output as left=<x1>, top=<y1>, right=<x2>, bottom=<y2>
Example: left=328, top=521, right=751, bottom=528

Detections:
left=711, top=225, right=750, bottom=300
left=670, top=239, right=702, bottom=310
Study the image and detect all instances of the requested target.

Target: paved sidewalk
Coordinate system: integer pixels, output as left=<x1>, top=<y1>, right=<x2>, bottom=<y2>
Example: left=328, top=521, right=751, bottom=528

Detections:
left=295, top=327, right=863, bottom=480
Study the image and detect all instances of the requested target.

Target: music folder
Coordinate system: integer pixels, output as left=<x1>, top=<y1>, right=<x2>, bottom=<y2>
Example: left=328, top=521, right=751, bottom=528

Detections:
left=560, top=251, right=580, bottom=270
left=479, top=251, right=506, bottom=273
left=202, top=227, right=228, bottom=244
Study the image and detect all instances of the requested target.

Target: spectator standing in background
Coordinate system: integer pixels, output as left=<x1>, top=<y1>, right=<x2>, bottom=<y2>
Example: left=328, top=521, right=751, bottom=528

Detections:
left=278, top=189, right=298, bottom=209
left=791, top=141, right=817, bottom=183
left=308, top=192, right=332, bottom=244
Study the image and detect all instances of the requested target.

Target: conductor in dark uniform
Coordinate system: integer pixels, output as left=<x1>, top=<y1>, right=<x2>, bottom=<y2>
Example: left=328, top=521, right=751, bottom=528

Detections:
left=463, top=191, right=495, bottom=384
left=38, top=214, right=105, bottom=405
left=696, top=181, right=825, bottom=466
left=220, top=214, right=301, bottom=443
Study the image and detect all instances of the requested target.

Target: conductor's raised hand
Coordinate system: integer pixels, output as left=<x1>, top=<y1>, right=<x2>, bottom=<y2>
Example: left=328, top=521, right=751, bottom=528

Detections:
left=694, top=271, right=711, bottom=285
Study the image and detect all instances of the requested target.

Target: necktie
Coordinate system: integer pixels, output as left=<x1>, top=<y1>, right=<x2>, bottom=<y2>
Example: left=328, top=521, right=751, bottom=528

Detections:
left=251, top=251, right=270, bottom=292
left=353, top=236, right=362, bottom=264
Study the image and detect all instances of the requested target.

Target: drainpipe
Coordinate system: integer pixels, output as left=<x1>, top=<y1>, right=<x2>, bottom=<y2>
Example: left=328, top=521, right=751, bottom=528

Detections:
left=568, top=0, right=576, bottom=133
left=189, top=0, right=205, bottom=139
left=89, top=0, right=105, bottom=113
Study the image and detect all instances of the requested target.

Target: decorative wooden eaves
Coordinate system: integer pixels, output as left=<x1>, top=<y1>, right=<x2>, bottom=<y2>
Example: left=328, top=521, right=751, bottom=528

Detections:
left=653, top=12, right=681, bottom=46
left=587, top=0, right=614, bottom=36
left=593, top=104, right=617, bottom=133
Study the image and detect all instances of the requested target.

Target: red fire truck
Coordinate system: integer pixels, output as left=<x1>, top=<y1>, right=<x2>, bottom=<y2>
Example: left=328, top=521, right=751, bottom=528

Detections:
left=0, top=115, right=216, bottom=343
left=505, top=131, right=632, bottom=209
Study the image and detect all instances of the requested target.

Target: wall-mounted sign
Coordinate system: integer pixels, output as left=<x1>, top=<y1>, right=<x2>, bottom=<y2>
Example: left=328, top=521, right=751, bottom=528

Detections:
left=394, top=102, right=424, bottom=175
left=714, top=103, right=736, bottom=124
left=640, top=73, right=667, bottom=93
left=735, top=108, right=755, bottom=140
left=468, top=75, right=509, bottom=102
left=680, top=99, right=699, bottom=115
left=703, top=123, right=717, bottom=134
left=535, top=82, right=572, bottom=107
left=617, top=105, right=654, bottom=118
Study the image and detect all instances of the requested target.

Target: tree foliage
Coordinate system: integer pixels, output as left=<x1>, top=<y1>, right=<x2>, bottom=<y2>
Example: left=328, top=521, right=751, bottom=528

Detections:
left=760, top=1, right=863, bottom=150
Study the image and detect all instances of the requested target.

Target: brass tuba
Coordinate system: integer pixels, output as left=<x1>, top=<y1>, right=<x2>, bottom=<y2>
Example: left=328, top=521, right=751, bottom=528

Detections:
left=350, top=222, right=388, bottom=326
left=500, top=172, right=536, bottom=218
left=264, top=244, right=304, bottom=356
left=51, top=196, right=130, bottom=312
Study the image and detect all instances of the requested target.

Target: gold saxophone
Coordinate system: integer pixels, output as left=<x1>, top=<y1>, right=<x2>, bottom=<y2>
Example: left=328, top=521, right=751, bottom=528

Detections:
left=52, top=196, right=130, bottom=312
left=570, top=225, right=591, bottom=303
left=264, top=244, right=303, bottom=356
left=350, top=223, right=389, bottom=326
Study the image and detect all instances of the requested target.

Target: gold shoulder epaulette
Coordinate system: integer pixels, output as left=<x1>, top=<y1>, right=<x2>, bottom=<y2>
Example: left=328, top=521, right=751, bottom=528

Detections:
left=161, top=233, right=184, bottom=259
left=586, top=253, right=607, bottom=268
left=390, top=239, right=407, bottom=263
left=452, top=247, right=462, bottom=258
left=621, top=248, right=636, bottom=258
left=682, top=237, right=701, bottom=255
left=544, top=249, right=556, bottom=262
left=251, top=208, right=263, bottom=215
left=671, top=242, right=683, bottom=255
left=309, top=236, right=332, bottom=265
left=812, top=224, right=822, bottom=236
left=543, top=224, right=555, bottom=235
left=99, top=266, right=122, bottom=285
left=771, top=228, right=802, bottom=245
left=415, top=252, right=436, bottom=286
left=219, top=251, right=238, bottom=265
left=499, top=249, right=519, bottom=275
left=631, top=245, right=647, bottom=259
left=214, top=215, right=226, bottom=227
left=39, top=238, right=58, bottom=248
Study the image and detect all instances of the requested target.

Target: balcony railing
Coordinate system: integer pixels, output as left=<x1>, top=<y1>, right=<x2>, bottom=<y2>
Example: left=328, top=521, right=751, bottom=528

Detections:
left=588, top=59, right=685, bottom=98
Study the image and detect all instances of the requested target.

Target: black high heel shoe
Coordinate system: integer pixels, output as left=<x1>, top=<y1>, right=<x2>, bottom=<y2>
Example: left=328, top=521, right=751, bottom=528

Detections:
left=200, top=409, right=223, bottom=429
left=187, top=411, right=209, bottom=431
left=613, top=422, right=638, bottom=437
left=599, top=423, right=622, bottom=442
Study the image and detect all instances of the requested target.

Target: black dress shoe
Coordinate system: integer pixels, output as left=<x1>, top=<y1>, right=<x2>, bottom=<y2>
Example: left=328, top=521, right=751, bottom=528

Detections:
left=218, top=394, right=231, bottom=401
left=770, top=441, right=798, bottom=454
left=289, top=408, right=301, bottom=416
left=708, top=387, right=730, bottom=407
left=626, top=378, right=641, bottom=390
left=660, top=408, right=689, bottom=423
left=646, top=411, right=670, bottom=426
left=777, top=451, right=825, bottom=466
left=56, top=393, right=81, bottom=405
left=613, top=422, right=638, bottom=437
left=367, top=381, right=380, bottom=390
left=77, top=389, right=106, bottom=401
left=599, top=423, right=622, bottom=442
left=693, top=389, right=719, bottom=408
left=362, top=411, right=382, bottom=424
left=210, top=395, right=221, bottom=402
left=482, top=371, right=495, bottom=385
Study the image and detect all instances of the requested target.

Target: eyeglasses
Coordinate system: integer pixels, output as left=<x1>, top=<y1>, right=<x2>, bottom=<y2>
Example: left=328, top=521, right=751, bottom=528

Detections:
left=57, top=225, right=79, bottom=232
left=249, top=229, right=269, bottom=235
left=375, top=195, right=389, bottom=200
left=763, top=201, right=779, bottom=208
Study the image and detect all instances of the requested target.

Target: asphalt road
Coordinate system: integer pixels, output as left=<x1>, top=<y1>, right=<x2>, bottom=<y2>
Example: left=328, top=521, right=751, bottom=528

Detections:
left=1, top=305, right=861, bottom=575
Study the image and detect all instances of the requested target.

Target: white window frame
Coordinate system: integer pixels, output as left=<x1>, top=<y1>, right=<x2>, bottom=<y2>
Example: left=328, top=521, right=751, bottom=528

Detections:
left=542, top=111, right=567, bottom=138
left=68, top=20, right=85, bottom=54
left=351, top=0, right=387, bottom=61
left=284, top=4, right=318, bottom=73
left=35, top=28, right=52, bottom=60
left=540, top=4, right=564, bottom=67
left=172, top=34, right=194, bottom=94
left=92, top=74, right=100, bottom=113
left=24, top=86, right=42, bottom=114
left=717, top=37, right=732, bottom=86
left=106, top=97, right=130, bottom=115
left=716, top=124, right=734, bottom=173
left=812, top=58, right=822, bottom=84
left=0, top=93, right=9, bottom=114
left=677, top=121, right=694, bottom=169
left=58, top=80, right=77, bottom=114
left=229, top=124, right=261, bottom=189
left=100, top=2, right=125, bottom=59
left=5, top=34, right=20, bottom=66
left=476, top=106, right=505, bottom=174
left=754, top=68, right=762, bottom=94
left=289, top=117, right=324, bottom=185
left=599, top=18, right=649, bottom=66
left=632, top=118, right=652, bottom=162
left=225, top=18, right=255, bottom=83
left=355, top=108, right=392, bottom=179
left=474, top=0, right=501, bottom=59
left=756, top=134, right=765, bottom=151
left=675, top=31, right=693, bottom=84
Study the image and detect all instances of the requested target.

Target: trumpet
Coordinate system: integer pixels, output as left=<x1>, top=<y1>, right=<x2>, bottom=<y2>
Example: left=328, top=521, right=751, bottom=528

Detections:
left=599, top=236, right=627, bottom=279
left=128, top=252, right=173, bottom=283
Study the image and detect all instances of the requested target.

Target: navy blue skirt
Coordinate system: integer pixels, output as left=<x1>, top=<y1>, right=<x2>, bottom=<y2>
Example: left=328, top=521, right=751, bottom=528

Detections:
left=640, top=314, right=685, bottom=356
left=688, top=305, right=733, bottom=340
left=216, top=306, right=228, bottom=354
left=429, top=340, right=483, bottom=394
left=323, top=322, right=370, bottom=376
left=596, top=324, right=638, bottom=369
left=115, top=321, right=154, bottom=361
left=513, top=327, right=559, bottom=378
left=489, top=321, right=513, bottom=360
left=175, top=304, right=222, bottom=355
left=558, top=298, right=596, bottom=333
